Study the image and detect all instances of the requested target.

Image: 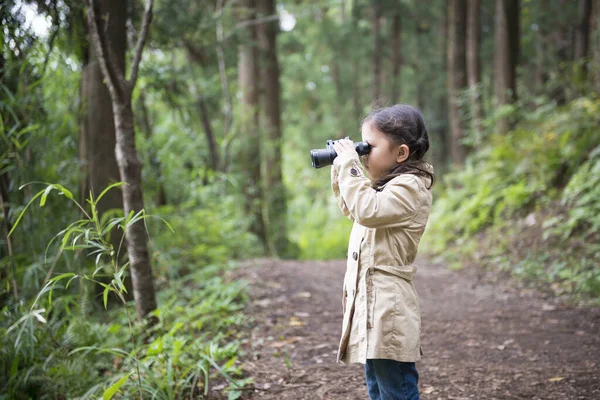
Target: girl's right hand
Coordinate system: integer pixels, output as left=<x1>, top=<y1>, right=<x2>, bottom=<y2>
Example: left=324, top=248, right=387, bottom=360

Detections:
left=332, top=138, right=357, bottom=160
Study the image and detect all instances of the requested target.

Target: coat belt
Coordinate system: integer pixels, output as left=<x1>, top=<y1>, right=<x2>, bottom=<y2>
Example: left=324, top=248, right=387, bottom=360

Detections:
left=366, top=265, right=416, bottom=281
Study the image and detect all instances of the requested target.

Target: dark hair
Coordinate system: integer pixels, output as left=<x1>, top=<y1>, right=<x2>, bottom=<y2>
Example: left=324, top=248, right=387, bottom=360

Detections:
left=362, top=104, right=435, bottom=190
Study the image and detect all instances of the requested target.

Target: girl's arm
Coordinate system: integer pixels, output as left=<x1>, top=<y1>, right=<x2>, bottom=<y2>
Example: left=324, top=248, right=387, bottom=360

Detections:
left=332, top=152, right=423, bottom=229
left=331, top=161, right=355, bottom=221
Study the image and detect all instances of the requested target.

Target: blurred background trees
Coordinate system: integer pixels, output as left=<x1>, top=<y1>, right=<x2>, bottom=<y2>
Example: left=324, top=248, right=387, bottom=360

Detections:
left=1, top=0, right=599, bottom=397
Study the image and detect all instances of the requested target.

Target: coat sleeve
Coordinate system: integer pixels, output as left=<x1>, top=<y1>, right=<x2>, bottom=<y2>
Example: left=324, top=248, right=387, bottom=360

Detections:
left=332, top=152, right=422, bottom=229
left=331, top=159, right=355, bottom=221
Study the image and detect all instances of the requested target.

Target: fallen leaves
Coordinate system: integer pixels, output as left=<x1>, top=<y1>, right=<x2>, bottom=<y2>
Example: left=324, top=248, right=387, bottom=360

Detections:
left=270, top=336, right=303, bottom=348
left=288, top=316, right=305, bottom=326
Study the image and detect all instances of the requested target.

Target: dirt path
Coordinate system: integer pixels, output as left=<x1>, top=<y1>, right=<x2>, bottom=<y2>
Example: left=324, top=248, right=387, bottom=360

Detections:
left=232, top=258, right=600, bottom=400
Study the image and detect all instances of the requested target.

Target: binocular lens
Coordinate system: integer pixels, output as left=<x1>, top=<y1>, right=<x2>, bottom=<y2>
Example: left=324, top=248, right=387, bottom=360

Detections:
left=310, top=141, right=371, bottom=169
left=311, top=149, right=336, bottom=169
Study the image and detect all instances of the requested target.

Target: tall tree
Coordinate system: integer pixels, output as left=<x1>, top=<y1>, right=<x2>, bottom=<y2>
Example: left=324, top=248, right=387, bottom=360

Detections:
left=390, top=13, right=402, bottom=102
left=494, top=0, right=520, bottom=134
left=592, top=1, right=600, bottom=95
left=86, top=0, right=157, bottom=318
left=371, top=0, right=382, bottom=101
left=81, top=0, right=124, bottom=247
left=575, top=0, right=592, bottom=60
left=447, top=0, right=468, bottom=164
left=257, top=0, right=288, bottom=257
left=574, top=0, right=592, bottom=81
left=467, top=0, right=483, bottom=144
left=237, top=0, right=267, bottom=249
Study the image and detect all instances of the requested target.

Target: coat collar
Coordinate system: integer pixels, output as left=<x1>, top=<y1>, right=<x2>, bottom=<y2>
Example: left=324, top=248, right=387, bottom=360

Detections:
left=375, top=162, right=434, bottom=191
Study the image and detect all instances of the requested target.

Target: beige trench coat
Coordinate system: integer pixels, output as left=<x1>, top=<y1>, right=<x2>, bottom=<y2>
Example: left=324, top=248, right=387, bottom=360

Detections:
left=331, top=151, right=433, bottom=364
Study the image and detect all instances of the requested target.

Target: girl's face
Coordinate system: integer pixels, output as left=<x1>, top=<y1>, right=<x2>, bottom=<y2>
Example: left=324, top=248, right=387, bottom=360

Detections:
left=361, top=122, right=409, bottom=182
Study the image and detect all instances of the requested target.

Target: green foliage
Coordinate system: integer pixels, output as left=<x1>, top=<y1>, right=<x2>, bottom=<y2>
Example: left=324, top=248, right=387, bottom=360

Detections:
left=148, top=189, right=263, bottom=280
left=423, top=97, right=600, bottom=298
left=1, top=184, right=251, bottom=398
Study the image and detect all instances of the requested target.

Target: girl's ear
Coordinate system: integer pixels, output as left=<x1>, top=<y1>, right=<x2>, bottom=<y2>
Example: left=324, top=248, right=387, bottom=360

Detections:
left=396, top=144, right=410, bottom=163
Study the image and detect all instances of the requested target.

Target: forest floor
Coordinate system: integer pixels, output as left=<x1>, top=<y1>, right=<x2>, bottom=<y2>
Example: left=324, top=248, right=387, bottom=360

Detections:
left=227, top=257, right=600, bottom=400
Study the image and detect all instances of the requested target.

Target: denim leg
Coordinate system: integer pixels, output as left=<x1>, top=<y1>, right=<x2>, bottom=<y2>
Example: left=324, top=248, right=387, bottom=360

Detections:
left=369, top=359, right=420, bottom=400
left=365, top=359, right=382, bottom=400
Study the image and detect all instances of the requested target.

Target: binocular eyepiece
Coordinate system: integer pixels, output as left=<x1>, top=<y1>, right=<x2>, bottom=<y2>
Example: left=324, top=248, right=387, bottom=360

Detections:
left=310, top=138, right=371, bottom=168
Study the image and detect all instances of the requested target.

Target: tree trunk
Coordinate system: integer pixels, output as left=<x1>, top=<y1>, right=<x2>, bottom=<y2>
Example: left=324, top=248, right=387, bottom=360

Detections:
left=467, top=0, right=483, bottom=145
left=437, top=0, right=450, bottom=172
left=257, top=0, right=288, bottom=257
left=87, top=0, right=157, bottom=319
left=371, top=1, right=382, bottom=102
left=494, top=0, right=519, bottom=134
left=83, top=0, right=129, bottom=302
left=575, top=0, right=592, bottom=59
left=592, top=1, right=600, bottom=95
left=534, top=28, right=547, bottom=93
left=83, top=0, right=125, bottom=238
left=113, top=102, right=157, bottom=317
left=237, top=0, right=267, bottom=251
left=447, top=0, right=468, bottom=165
left=391, top=14, right=402, bottom=102
left=575, top=0, right=592, bottom=85
left=352, top=2, right=363, bottom=120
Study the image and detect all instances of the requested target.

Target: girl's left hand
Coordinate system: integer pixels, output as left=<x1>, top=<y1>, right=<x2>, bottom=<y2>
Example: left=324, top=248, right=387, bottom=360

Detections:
left=332, top=138, right=356, bottom=159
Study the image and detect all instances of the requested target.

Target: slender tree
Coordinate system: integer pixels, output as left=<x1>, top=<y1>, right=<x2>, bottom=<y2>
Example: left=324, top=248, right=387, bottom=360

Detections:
left=237, top=0, right=267, bottom=249
left=467, top=0, right=483, bottom=144
left=257, top=0, right=288, bottom=257
left=371, top=0, right=382, bottom=101
left=447, top=0, right=468, bottom=164
left=575, top=0, right=592, bottom=60
left=81, top=0, right=124, bottom=248
left=574, top=0, right=592, bottom=83
left=494, top=0, right=520, bottom=133
left=86, top=0, right=157, bottom=318
left=391, top=13, right=402, bottom=102
left=592, top=1, right=600, bottom=94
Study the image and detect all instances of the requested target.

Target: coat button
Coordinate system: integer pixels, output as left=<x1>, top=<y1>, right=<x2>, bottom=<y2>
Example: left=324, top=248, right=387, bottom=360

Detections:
left=350, top=168, right=358, bottom=176
left=352, top=252, right=358, bottom=260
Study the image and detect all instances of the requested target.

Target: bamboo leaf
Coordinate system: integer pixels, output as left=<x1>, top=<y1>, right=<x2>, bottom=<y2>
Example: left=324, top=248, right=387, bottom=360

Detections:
left=97, top=182, right=126, bottom=205
left=40, top=185, right=55, bottom=207
left=103, top=286, right=110, bottom=309
left=8, top=190, right=44, bottom=237
left=103, top=373, right=131, bottom=400
left=49, top=273, right=76, bottom=283
left=53, top=183, right=74, bottom=200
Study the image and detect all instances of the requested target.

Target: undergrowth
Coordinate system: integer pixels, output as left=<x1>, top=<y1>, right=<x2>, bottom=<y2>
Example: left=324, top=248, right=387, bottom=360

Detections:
left=1, top=183, right=254, bottom=399
left=422, top=96, right=600, bottom=301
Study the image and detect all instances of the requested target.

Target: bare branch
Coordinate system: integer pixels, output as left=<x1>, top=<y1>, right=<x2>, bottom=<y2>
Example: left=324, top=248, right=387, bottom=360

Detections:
left=87, top=0, right=125, bottom=101
left=129, top=0, right=153, bottom=90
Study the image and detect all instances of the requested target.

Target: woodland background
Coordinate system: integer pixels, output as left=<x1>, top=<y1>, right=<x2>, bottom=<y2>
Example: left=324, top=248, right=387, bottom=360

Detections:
left=1, top=0, right=599, bottom=398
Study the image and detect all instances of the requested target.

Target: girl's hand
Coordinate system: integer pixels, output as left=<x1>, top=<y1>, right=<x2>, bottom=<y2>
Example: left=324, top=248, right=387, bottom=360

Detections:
left=332, top=138, right=356, bottom=159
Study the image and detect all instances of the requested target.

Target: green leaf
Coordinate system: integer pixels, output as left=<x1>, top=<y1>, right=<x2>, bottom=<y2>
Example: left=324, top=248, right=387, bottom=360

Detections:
left=8, top=190, right=44, bottom=237
left=53, top=183, right=74, bottom=200
left=49, top=273, right=76, bottom=283
left=103, top=373, right=131, bottom=400
left=97, top=182, right=126, bottom=204
left=40, top=185, right=55, bottom=207
left=103, top=286, right=110, bottom=309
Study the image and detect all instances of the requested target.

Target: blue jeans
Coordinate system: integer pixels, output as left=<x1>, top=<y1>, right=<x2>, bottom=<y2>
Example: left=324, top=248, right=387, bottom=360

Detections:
left=365, top=359, right=420, bottom=400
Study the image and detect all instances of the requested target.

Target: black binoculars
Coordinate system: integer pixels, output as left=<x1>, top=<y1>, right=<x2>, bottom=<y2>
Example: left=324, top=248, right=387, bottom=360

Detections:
left=310, top=138, right=371, bottom=168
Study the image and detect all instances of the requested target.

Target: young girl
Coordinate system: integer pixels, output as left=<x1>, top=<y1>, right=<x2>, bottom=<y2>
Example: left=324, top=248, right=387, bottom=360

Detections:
left=331, top=104, right=434, bottom=400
